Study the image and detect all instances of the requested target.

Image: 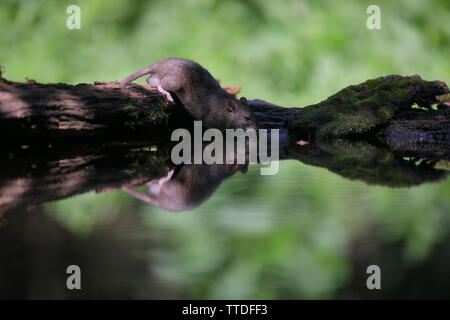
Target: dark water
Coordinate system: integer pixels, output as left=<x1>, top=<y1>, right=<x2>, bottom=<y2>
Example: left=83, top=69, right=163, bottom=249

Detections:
left=0, top=140, right=449, bottom=299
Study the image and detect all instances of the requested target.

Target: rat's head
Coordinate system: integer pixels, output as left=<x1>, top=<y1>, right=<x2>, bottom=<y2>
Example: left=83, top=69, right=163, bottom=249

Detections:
left=226, top=97, right=259, bottom=130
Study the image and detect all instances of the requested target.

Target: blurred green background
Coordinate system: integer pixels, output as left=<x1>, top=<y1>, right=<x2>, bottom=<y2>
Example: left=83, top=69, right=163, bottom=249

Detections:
left=0, top=0, right=449, bottom=299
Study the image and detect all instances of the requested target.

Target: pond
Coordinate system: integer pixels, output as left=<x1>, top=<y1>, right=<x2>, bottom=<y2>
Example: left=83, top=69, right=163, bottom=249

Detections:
left=0, top=136, right=449, bottom=299
left=1, top=0, right=449, bottom=302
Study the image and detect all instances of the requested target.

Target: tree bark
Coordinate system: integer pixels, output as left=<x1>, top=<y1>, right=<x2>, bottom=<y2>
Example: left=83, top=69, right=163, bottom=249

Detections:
left=0, top=75, right=176, bottom=144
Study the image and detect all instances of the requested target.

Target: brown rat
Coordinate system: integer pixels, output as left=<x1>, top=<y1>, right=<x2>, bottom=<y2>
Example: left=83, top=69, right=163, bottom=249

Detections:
left=122, top=137, right=252, bottom=211
left=122, top=163, right=247, bottom=212
left=120, top=58, right=258, bottom=130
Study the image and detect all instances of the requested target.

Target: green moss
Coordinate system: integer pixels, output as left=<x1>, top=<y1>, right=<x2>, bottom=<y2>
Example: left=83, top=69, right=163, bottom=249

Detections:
left=290, top=139, right=448, bottom=187
left=123, top=101, right=169, bottom=130
left=121, top=148, right=170, bottom=179
left=287, top=75, right=447, bottom=139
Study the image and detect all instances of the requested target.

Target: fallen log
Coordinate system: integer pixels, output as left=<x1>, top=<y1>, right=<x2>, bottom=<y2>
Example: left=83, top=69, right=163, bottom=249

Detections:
left=0, top=73, right=448, bottom=145
left=0, top=72, right=449, bottom=212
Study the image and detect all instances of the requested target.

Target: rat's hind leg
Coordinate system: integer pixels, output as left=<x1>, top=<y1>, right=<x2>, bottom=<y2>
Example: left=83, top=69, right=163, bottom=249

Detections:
left=147, top=169, right=174, bottom=195
left=157, top=85, right=174, bottom=103
left=158, top=169, right=175, bottom=186
left=146, top=76, right=174, bottom=102
left=122, top=185, right=156, bottom=204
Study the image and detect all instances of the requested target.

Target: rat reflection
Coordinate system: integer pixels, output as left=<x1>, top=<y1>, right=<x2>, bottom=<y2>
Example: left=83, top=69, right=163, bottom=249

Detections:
left=122, top=163, right=248, bottom=212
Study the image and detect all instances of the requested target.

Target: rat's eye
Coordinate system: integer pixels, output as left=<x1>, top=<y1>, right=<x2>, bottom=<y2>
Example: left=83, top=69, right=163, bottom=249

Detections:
left=245, top=116, right=250, bottom=121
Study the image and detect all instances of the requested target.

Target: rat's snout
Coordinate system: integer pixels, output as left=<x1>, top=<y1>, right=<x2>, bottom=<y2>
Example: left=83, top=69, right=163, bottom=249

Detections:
left=244, top=113, right=259, bottom=130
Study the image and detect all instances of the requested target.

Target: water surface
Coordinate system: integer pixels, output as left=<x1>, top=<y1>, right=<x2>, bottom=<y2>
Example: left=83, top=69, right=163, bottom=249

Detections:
left=0, top=140, right=448, bottom=299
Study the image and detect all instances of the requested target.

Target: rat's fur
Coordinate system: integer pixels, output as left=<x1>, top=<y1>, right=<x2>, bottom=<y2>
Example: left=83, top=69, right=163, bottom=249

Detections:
left=120, top=58, right=258, bottom=130
left=122, top=163, right=246, bottom=211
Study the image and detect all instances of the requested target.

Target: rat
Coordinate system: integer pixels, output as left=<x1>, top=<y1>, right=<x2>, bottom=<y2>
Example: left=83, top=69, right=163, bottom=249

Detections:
left=120, top=58, right=258, bottom=130
left=122, top=137, right=252, bottom=211
left=122, top=163, right=248, bottom=212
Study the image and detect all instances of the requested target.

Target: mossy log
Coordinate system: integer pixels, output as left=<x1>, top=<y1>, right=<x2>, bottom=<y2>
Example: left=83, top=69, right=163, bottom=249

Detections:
left=0, top=73, right=449, bottom=211
left=0, top=75, right=175, bottom=144
left=1, top=73, right=448, bottom=145
left=287, top=75, right=449, bottom=140
left=0, top=138, right=448, bottom=212
left=0, top=145, right=170, bottom=212
left=286, top=139, right=449, bottom=188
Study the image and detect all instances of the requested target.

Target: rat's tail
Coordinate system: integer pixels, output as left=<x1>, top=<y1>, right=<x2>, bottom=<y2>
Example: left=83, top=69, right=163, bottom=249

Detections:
left=119, top=65, right=156, bottom=85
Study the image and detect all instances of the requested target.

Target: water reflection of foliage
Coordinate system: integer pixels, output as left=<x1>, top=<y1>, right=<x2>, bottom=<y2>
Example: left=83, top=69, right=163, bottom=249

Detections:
left=1, top=0, right=449, bottom=299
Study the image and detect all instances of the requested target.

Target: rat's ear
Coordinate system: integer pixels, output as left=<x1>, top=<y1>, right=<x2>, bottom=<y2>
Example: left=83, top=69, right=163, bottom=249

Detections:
left=227, top=101, right=237, bottom=113
left=240, top=97, right=248, bottom=105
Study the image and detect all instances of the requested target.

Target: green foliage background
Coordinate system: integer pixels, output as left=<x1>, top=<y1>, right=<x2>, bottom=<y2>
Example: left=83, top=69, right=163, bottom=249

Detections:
left=0, top=0, right=449, bottom=299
